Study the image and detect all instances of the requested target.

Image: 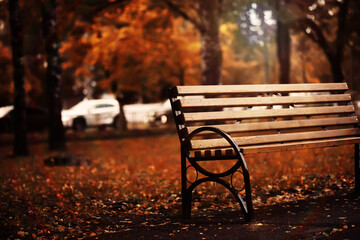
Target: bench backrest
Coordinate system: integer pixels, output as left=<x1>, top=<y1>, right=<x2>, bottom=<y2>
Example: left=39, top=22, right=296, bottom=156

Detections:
left=168, top=83, right=360, bottom=154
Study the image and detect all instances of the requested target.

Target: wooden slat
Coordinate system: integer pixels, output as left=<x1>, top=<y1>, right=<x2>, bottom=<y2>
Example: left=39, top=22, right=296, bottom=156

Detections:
left=190, top=128, right=360, bottom=149
left=187, top=116, right=359, bottom=134
left=242, top=137, right=360, bottom=154
left=176, top=83, right=348, bottom=96
left=180, top=94, right=352, bottom=108
left=184, top=105, right=355, bottom=122
left=192, top=137, right=360, bottom=158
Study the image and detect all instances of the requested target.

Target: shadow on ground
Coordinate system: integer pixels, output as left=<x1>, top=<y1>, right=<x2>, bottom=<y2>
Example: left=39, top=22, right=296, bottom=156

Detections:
left=0, top=125, right=177, bottom=147
left=87, top=189, right=360, bottom=240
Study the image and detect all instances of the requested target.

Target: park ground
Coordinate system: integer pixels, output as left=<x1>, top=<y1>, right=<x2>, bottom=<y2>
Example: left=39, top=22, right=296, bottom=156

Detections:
left=0, top=127, right=360, bottom=239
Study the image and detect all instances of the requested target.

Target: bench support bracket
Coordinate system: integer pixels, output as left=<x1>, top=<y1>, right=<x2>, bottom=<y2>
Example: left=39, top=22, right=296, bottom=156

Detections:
left=355, top=143, right=360, bottom=193
left=181, top=127, right=253, bottom=221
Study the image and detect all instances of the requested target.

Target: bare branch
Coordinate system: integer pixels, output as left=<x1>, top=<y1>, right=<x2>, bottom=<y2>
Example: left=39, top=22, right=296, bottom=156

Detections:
left=298, top=18, right=334, bottom=61
left=160, top=0, right=205, bottom=32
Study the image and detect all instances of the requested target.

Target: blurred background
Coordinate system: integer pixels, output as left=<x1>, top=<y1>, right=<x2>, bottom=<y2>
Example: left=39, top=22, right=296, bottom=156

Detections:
left=1, top=2, right=360, bottom=238
left=1, top=0, right=360, bottom=151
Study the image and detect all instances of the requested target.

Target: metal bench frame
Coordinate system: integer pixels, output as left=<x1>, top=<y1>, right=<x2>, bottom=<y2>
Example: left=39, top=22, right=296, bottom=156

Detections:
left=168, top=83, right=360, bottom=222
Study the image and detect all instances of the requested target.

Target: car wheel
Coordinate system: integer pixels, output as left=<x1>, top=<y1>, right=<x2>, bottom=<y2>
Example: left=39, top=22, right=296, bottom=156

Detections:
left=159, top=114, right=168, bottom=125
left=113, top=116, right=120, bottom=129
left=73, top=118, right=86, bottom=131
left=113, top=115, right=126, bottom=130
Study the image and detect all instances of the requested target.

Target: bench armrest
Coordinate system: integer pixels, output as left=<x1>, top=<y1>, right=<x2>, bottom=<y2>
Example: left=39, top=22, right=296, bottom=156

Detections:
left=181, top=126, right=253, bottom=220
left=183, top=126, right=248, bottom=171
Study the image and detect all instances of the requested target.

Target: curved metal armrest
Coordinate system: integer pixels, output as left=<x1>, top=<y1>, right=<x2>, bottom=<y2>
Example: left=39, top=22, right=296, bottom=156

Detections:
left=182, top=126, right=248, bottom=171
left=181, top=126, right=253, bottom=221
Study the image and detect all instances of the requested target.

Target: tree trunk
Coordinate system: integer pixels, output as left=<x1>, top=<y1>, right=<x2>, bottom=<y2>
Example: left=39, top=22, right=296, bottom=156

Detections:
left=163, top=0, right=222, bottom=85
left=9, top=0, right=29, bottom=156
left=178, top=67, right=185, bottom=86
left=198, top=0, right=222, bottom=85
left=332, top=0, right=349, bottom=83
left=329, top=56, right=344, bottom=83
left=42, top=0, right=66, bottom=150
left=116, top=94, right=128, bottom=132
left=275, top=0, right=291, bottom=84
left=300, top=0, right=349, bottom=83
left=277, top=19, right=291, bottom=84
left=111, top=81, right=128, bottom=131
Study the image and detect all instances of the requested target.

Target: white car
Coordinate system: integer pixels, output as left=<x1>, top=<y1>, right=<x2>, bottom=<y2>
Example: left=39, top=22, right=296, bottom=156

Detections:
left=123, top=100, right=171, bottom=125
left=61, top=99, right=120, bottom=131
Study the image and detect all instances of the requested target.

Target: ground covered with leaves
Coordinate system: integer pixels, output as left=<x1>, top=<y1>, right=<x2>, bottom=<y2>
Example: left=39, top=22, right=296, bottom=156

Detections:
left=0, top=129, right=359, bottom=239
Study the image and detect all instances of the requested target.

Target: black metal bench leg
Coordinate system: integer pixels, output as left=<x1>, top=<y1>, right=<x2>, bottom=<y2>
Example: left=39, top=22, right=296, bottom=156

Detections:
left=182, top=190, right=192, bottom=219
left=181, top=149, right=191, bottom=218
left=355, top=143, right=360, bottom=193
left=244, top=170, right=253, bottom=221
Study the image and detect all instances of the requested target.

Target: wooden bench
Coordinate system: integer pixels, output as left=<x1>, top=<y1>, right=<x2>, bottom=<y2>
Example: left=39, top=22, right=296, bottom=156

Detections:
left=168, top=83, right=360, bottom=221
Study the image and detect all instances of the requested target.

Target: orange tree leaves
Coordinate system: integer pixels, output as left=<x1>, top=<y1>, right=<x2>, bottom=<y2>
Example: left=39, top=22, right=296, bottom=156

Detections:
left=61, top=0, right=201, bottom=102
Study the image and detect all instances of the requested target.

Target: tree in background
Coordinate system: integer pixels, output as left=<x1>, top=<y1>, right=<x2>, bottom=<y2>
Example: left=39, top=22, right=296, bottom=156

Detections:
left=60, top=0, right=201, bottom=102
left=293, top=0, right=350, bottom=83
left=0, top=0, right=46, bottom=108
left=162, top=0, right=222, bottom=85
left=343, top=0, right=360, bottom=94
left=276, top=0, right=291, bottom=84
left=42, top=0, right=66, bottom=150
left=0, top=43, right=13, bottom=106
left=197, top=0, right=222, bottom=85
left=57, top=0, right=132, bottom=103
left=2, top=0, right=360, bottom=112
left=8, top=0, right=28, bottom=156
left=41, top=0, right=131, bottom=148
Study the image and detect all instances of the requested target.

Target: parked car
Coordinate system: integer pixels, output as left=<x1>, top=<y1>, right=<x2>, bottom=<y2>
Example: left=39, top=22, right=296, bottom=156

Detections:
left=0, top=105, right=47, bottom=133
left=61, top=98, right=120, bottom=131
left=151, top=100, right=172, bottom=125
left=123, top=100, right=171, bottom=125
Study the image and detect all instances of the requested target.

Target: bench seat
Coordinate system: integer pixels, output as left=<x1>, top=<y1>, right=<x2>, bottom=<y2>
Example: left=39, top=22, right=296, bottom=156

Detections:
left=191, top=136, right=360, bottom=158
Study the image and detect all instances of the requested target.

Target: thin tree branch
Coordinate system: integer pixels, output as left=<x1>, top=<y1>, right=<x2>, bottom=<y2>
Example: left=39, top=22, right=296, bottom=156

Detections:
left=160, top=0, right=205, bottom=32
left=82, top=0, right=131, bottom=19
left=58, top=0, right=131, bottom=38
left=299, top=18, right=334, bottom=61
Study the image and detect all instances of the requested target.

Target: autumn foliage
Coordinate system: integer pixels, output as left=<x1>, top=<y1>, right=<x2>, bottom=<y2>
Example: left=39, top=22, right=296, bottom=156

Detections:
left=0, top=130, right=356, bottom=239
left=60, top=0, right=202, bottom=102
left=1, top=0, right=359, bottom=107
